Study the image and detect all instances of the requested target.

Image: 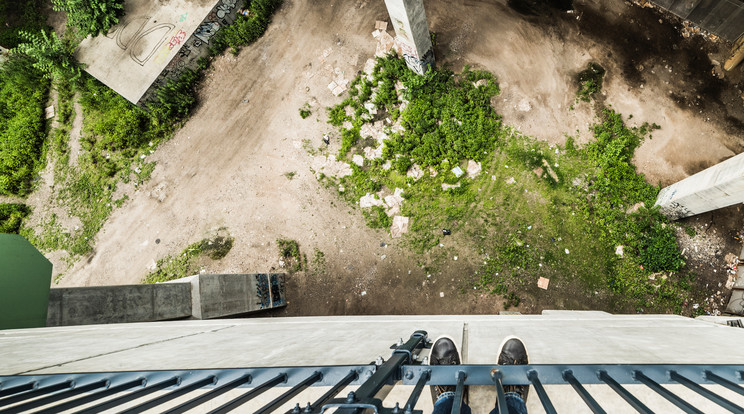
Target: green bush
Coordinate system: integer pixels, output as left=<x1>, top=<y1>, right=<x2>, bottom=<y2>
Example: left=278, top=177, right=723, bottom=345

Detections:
left=0, top=203, right=31, bottom=233
left=148, top=69, right=201, bottom=123
left=0, top=56, right=49, bottom=195
left=576, top=62, right=605, bottom=102
left=51, top=0, right=124, bottom=38
left=209, top=0, right=283, bottom=55
left=0, top=0, right=46, bottom=48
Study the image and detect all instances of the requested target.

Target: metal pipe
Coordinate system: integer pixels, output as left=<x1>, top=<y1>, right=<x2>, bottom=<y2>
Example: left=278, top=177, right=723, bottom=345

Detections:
left=670, top=370, right=744, bottom=413
left=527, top=370, right=557, bottom=414
left=563, top=370, right=606, bottom=414
left=634, top=371, right=703, bottom=414
left=598, top=370, right=653, bottom=414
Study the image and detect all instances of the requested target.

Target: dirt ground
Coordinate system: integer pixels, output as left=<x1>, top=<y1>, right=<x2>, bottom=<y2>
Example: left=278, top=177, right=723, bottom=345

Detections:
left=49, top=0, right=744, bottom=315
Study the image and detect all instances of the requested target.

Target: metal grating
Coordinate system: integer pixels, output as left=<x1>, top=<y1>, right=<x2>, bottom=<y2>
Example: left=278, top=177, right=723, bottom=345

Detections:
left=1, top=331, right=743, bottom=413
left=649, top=0, right=744, bottom=42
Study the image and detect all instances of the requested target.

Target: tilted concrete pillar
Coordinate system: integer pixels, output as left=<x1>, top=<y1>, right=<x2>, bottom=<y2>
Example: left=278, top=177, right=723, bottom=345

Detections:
left=655, top=152, right=744, bottom=219
left=384, top=0, right=434, bottom=75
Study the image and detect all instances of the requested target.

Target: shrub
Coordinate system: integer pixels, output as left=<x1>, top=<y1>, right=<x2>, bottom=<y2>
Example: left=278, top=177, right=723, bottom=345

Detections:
left=363, top=205, right=392, bottom=228
left=0, top=56, right=49, bottom=195
left=209, top=0, right=283, bottom=55
left=12, top=30, right=81, bottom=82
left=51, top=0, right=124, bottom=38
left=0, top=203, right=31, bottom=234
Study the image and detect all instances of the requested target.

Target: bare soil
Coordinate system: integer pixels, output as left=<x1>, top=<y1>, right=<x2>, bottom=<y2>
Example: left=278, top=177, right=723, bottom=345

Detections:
left=49, top=0, right=744, bottom=316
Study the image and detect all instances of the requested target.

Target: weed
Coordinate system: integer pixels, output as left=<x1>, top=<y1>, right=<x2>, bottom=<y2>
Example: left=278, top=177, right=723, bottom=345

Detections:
left=277, top=238, right=303, bottom=272
left=685, top=226, right=697, bottom=237
left=576, top=62, right=605, bottom=102
left=0, top=203, right=31, bottom=234
left=143, top=235, right=234, bottom=283
left=299, top=102, right=312, bottom=119
left=284, top=171, right=296, bottom=180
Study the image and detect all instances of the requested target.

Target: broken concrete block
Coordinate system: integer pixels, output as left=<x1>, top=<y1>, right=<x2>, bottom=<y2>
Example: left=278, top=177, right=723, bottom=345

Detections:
left=407, top=163, right=424, bottom=180
left=537, top=277, right=550, bottom=290
left=360, top=193, right=383, bottom=208
left=391, top=216, right=410, bottom=238
left=466, top=160, right=481, bottom=178
left=452, top=166, right=464, bottom=178
left=352, top=154, right=365, bottom=166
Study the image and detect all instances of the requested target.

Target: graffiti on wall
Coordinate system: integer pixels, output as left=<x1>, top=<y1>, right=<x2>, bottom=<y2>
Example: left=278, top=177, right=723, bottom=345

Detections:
left=139, top=0, right=240, bottom=104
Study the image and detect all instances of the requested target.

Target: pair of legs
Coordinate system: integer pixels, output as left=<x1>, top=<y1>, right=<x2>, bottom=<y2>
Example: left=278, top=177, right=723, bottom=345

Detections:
left=429, top=336, right=529, bottom=414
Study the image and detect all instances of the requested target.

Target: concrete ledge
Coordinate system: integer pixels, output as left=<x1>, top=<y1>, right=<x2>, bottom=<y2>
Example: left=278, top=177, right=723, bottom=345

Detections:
left=191, top=273, right=286, bottom=319
left=47, top=284, right=192, bottom=326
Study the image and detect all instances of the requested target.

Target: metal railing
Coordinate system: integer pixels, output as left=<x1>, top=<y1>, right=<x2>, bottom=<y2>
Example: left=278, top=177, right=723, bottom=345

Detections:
left=1, top=330, right=743, bottom=413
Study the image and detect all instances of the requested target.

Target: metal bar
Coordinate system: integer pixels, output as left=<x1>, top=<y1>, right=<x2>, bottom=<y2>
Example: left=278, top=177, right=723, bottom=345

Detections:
left=207, top=373, right=287, bottom=414
left=563, top=370, right=607, bottom=414
left=527, top=370, right=557, bottom=414
left=78, top=376, right=179, bottom=414
left=255, top=371, right=322, bottom=414
left=2, top=379, right=108, bottom=413
left=354, top=331, right=428, bottom=400
left=403, top=369, right=429, bottom=413
left=670, top=370, right=744, bottom=413
left=450, top=371, right=466, bottom=414
left=491, top=369, right=509, bottom=414
left=36, top=378, right=145, bottom=414
left=634, top=371, right=704, bottom=414
left=303, top=370, right=357, bottom=413
left=705, top=371, right=744, bottom=397
left=0, top=380, right=73, bottom=408
left=118, top=375, right=216, bottom=414
left=0, top=382, right=36, bottom=399
left=164, top=374, right=252, bottom=414
left=598, top=370, right=653, bottom=414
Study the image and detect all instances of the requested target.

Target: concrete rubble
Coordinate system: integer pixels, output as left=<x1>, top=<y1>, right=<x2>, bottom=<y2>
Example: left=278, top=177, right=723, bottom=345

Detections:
left=390, top=215, right=410, bottom=238
left=407, top=163, right=424, bottom=180
left=310, top=155, right=353, bottom=178
left=363, top=146, right=383, bottom=159
left=452, top=166, right=464, bottom=178
left=360, top=193, right=384, bottom=208
left=466, top=160, right=481, bottom=178
left=352, top=154, right=365, bottom=166
left=383, top=188, right=405, bottom=216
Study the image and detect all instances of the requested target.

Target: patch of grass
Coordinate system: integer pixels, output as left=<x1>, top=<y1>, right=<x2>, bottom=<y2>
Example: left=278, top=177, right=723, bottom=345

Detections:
left=299, top=103, right=312, bottom=119
left=685, top=226, right=697, bottom=237
left=322, top=55, right=689, bottom=314
left=363, top=205, right=392, bottom=229
left=0, top=203, right=31, bottom=234
left=209, top=0, right=283, bottom=55
left=311, top=248, right=326, bottom=275
left=277, top=238, right=303, bottom=272
left=143, top=235, right=234, bottom=283
left=576, top=62, right=605, bottom=102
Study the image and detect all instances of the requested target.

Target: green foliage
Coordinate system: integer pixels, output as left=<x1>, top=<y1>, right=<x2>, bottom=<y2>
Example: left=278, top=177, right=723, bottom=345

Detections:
left=209, top=0, right=283, bottom=55
left=576, top=62, right=605, bottom=102
left=299, top=103, right=312, bottom=119
left=0, top=0, right=46, bottom=48
left=277, top=238, right=303, bottom=272
left=363, top=205, right=392, bottom=228
left=148, top=69, right=201, bottom=123
left=144, top=235, right=233, bottom=283
left=51, top=0, right=124, bottom=38
left=0, top=203, right=31, bottom=233
left=0, top=55, right=49, bottom=195
left=12, top=30, right=81, bottom=82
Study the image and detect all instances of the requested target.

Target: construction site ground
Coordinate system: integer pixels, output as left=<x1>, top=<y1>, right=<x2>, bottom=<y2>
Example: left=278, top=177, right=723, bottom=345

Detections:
left=40, top=0, right=744, bottom=315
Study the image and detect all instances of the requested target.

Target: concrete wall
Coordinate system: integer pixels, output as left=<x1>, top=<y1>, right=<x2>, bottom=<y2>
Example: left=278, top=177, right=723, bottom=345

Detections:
left=384, top=0, right=434, bottom=75
left=3, top=313, right=744, bottom=412
left=75, top=0, right=242, bottom=105
left=46, top=284, right=192, bottom=326
left=655, top=151, right=744, bottom=219
left=0, top=235, right=52, bottom=330
left=191, top=273, right=286, bottom=319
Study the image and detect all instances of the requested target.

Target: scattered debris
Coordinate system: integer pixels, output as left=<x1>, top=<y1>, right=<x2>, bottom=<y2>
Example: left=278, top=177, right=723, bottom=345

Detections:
left=440, top=292, right=445, bottom=297
left=564, top=248, right=570, bottom=254
left=442, top=229, right=451, bottom=236
left=442, top=183, right=461, bottom=191
left=360, top=193, right=384, bottom=208
left=505, top=177, right=516, bottom=185
left=537, top=277, right=550, bottom=290
left=363, top=146, right=383, bottom=159
left=615, top=245, right=624, bottom=257
left=452, top=166, right=464, bottom=178
left=44, top=106, right=55, bottom=120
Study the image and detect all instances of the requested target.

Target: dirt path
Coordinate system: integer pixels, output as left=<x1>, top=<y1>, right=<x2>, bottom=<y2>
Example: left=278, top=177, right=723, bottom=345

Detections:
left=54, top=0, right=744, bottom=315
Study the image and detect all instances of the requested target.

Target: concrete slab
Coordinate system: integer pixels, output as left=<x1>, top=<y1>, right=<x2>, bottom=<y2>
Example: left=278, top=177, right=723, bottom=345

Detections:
left=46, top=283, right=192, bottom=326
left=725, top=288, right=744, bottom=315
left=75, top=0, right=222, bottom=104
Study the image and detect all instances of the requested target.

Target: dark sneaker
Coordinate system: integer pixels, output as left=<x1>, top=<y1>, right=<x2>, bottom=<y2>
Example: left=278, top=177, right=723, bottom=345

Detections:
left=428, top=336, right=467, bottom=402
left=497, top=336, right=529, bottom=400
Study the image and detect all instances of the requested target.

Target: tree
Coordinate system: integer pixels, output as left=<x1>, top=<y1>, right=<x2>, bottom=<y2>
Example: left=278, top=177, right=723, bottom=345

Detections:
left=52, top=0, right=124, bottom=38
left=12, top=30, right=81, bottom=82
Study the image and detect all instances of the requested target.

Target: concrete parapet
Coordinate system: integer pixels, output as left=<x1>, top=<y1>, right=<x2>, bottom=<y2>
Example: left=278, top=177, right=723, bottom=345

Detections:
left=47, top=283, right=192, bottom=326
left=190, top=273, right=286, bottom=319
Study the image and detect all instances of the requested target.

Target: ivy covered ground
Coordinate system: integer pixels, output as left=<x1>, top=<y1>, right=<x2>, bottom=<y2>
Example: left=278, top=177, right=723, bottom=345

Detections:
left=322, top=56, right=695, bottom=314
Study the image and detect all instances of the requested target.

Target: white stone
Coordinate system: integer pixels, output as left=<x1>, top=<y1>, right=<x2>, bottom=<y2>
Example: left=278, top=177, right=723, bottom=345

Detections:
left=466, top=160, right=482, bottom=178
left=390, top=215, right=410, bottom=238
left=360, top=193, right=384, bottom=208
left=352, top=154, right=365, bottom=166
left=452, top=166, right=464, bottom=178
left=407, top=164, right=424, bottom=180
